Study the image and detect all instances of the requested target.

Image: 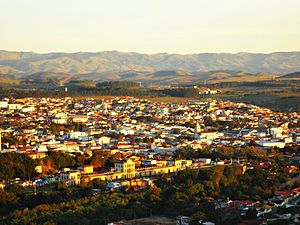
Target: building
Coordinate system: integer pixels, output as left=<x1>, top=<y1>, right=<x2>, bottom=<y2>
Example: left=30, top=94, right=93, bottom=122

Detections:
left=98, top=136, right=110, bottom=145
left=257, top=141, right=285, bottom=149
left=83, top=165, right=94, bottom=174
left=0, top=101, right=8, bottom=109
left=82, top=159, right=192, bottom=183
left=115, top=158, right=136, bottom=179
left=176, top=216, right=191, bottom=225
left=59, top=170, right=81, bottom=186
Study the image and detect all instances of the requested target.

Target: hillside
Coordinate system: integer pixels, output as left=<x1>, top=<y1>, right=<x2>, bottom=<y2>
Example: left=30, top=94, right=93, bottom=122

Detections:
left=21, top=70, right=279, bottom=85
left=0, top=73, right=20, bottom=86
left=279, top=72, right=300, bottom=79
left=1, top=50, right=300, bottom=75
left=0, top=69, right=282, bottom=86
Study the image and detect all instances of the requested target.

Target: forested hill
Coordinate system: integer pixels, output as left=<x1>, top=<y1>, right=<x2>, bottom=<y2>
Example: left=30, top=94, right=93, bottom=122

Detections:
left=1, top=50, right=300, bottom=75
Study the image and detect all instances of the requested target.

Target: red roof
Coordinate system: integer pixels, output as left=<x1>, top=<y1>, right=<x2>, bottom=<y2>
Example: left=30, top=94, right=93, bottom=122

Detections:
left=234, top=200, right=254, bottom=205
left=275, top=190, right=292, bottom=198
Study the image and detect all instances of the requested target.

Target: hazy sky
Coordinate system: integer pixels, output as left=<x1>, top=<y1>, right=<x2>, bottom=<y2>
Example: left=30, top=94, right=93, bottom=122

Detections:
left=1, top=0, right=300, bottom=54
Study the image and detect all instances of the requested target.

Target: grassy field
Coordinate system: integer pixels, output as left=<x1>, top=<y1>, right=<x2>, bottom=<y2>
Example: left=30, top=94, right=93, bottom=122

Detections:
left=206, top=88, right=300, bottom=112
left=222, top=94, right=299, bottom=111
left=207, top=73, right=279, bottom=84
left=0, top=78, right=20, bottom=86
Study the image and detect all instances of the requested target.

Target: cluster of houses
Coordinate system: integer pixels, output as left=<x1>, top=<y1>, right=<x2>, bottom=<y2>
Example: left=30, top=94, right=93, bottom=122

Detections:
left=0, top=96, right=299, bottom=223
left=212, top=185, right=300, bottom=224
left=0, top=97, right=299, bottom=184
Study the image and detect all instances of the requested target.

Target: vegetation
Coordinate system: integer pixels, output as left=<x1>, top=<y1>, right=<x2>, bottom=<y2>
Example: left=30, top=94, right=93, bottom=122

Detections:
left=0, top=164, right=290, bottom=225
left=0, top=153, right=36, bottom=180
left=0, top=145, right=297, bottom=224
left=96, top=81, right=140, bottom=89
left=42, top=153, right=77, bottom=171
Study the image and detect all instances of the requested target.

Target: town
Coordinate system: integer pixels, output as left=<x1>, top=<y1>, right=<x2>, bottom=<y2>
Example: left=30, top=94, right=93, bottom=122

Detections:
left=0, top=96, right=299, bottom=225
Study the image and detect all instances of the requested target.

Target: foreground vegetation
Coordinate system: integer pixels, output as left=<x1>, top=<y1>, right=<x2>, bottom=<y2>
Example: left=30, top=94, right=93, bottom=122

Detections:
left=0, top=165, right=290, bottom=225
left=0, top=145, right=299, bottom=225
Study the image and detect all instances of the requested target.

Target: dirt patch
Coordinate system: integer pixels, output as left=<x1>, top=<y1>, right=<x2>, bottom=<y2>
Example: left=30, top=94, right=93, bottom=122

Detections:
left=129, top=216, right=176, bottom=225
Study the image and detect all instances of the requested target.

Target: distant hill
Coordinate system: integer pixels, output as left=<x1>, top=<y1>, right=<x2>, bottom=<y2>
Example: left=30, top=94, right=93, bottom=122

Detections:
left=279, top=72, right=300, bottom=79
left=1, top=50, right=300, bottom=75
left=0, top=73, right=20, bottom=86
left=27, top=72, right=72, bottom=79
left=0, top=69, right=279, bottom=86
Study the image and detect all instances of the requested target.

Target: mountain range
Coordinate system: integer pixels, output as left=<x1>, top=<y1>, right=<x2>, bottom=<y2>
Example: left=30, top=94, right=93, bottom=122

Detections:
left=0, top=50, right=300, bottom=85
left=1, top=50, right=300, bottom=75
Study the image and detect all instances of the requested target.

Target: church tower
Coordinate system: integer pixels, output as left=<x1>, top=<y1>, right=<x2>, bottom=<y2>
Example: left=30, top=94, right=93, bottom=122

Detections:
left=194, top=122, right=201, bottom=139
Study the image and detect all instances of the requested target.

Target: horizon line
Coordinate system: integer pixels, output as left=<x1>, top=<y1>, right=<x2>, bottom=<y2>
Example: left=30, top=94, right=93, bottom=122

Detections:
left=1, top=49, right=300, bottom=56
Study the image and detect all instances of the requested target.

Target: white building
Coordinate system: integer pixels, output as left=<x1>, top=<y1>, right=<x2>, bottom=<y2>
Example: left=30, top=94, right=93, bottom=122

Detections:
left=0, top=101, right=8, bottom=109
left=257, top=141, right=285, bottom=149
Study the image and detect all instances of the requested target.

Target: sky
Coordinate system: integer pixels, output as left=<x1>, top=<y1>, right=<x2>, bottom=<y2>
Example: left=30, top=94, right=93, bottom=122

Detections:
left=0, top=0, right=300, bottom=54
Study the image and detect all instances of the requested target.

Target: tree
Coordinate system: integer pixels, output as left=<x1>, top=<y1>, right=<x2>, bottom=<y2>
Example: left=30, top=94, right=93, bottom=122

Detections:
left=43, top=153, right=76, bottom=170
left=188, top=183, right=204, bottom=198
left=0, top=153, right=35, bottom=179
left=5, top=183, right=27, bottom=199
left=0, top=190, right=19, bottom=215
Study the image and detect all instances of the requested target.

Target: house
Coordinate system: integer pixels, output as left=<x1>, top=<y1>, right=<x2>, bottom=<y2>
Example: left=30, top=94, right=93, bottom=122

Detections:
left=233, top=200, right=254, bottom=210
left=83, top=165, right=94, bottom=174
left=27, top=151, right=47, bottom=159
left=59, top=170, right=81, bottom=186
left=142, top=159, right=157, bottom=166
left=116, top=142, right=133, bottom=149
left=0, top=101, right=8, bottom=109
left=190, top=141, right=203, bottom=150
left=8, top=103, right=23, bottom=110
left=35, top=165, right=43, bottom=173
left=198, top=88, right=218, bottom=95
left=52, top=118, right=68, bottom=124
left=199, top=131, right=224, bottom=140
left=71, top=115, right=89, bottom=123
left=67, top=131, right=88, bottom=140
left=198, top=158, right=212, bottom=164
